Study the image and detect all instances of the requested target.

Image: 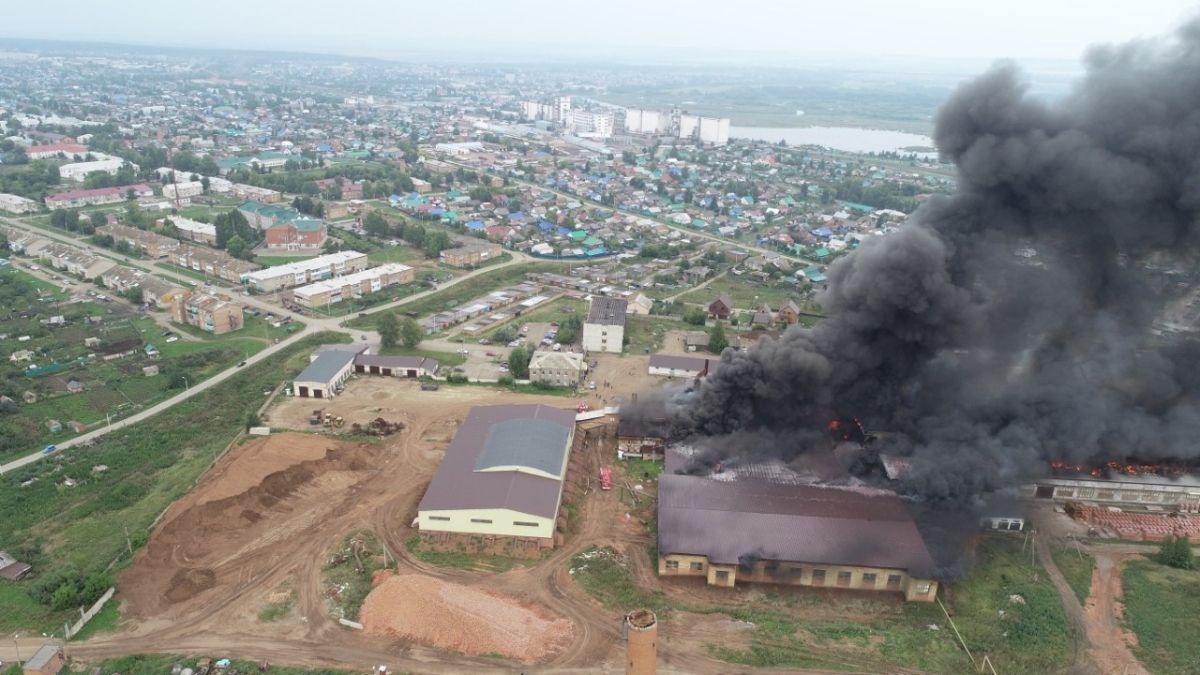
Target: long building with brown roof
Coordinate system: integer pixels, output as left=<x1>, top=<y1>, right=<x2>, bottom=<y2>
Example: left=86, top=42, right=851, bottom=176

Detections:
left=657, top=457, right=939, bottom=601
left=416, top=405, right=576, bottom=545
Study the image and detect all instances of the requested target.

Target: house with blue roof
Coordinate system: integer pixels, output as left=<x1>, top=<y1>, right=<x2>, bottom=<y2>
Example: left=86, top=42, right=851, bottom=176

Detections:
left=466, top=220, right=486, bottom=231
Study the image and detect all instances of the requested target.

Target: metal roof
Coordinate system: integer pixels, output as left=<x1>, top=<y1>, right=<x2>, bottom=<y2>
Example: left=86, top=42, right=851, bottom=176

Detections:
left=354, top=353, right=438, bottom=372
left=587, top=297, right=627, bottom=326
left=658, top=474, right=936, bottom=577
left=418, top=405, right=575, bottom=519
left=24, top=642, right=62, bottom=670
left=475, top=418, right=571, bottom=476
left=295, top=349, right=356, bottom=384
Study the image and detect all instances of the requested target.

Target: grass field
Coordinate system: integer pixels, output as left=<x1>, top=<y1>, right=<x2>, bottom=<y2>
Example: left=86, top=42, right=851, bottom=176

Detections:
left=567, top=534, right=1071, bottom=673
left=366, top=245, right=420, bottom=264
left=404, top=536, right=537, bottom=573
left=69, top=598, right=120, bottom=640
left=153, top=261, right=233, bottom=286
left=624, top=315, right=685, bottom=354
left=677, top=274, right=805, bottom=310
left=479, top=296, right=585, bottom=339
left=1122, top=559, right=1200, bottom=674
left=0, top=331, right=350, bottom=635
left=254, top=255, right=315, bottom=267
left=1050, top=544, right=1095, bottom=605
left=347, top=262, right=573, bottom=328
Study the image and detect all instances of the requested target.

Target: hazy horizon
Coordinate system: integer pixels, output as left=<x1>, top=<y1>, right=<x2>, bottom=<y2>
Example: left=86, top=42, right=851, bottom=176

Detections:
left=2, top=0, right=1197, bottom=68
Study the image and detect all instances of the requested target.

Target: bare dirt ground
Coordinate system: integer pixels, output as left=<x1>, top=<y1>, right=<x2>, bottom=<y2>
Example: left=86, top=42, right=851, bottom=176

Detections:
left=1033, top=505, right=1151, bottom=675
left=361, top=572, right=575, bottom=662
left=1081, top=551, right=1149, bottom=675
left=72, top=376, right=873, bottom=675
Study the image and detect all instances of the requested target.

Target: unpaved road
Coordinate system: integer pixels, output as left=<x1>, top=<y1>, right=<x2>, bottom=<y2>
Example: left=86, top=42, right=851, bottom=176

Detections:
left=1080, top=550, right=1150, bottom=675
left=71, top=377, right=881, bottom=674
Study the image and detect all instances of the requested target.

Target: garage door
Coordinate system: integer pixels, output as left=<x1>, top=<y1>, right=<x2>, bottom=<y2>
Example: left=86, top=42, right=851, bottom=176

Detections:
left=407, top=369, right=417, bottom=377
left=1035, top=485, right=1055, bottom=499
left=298, top=386, right=309, bottom=397
left=314, top=389, right=324, bottom=399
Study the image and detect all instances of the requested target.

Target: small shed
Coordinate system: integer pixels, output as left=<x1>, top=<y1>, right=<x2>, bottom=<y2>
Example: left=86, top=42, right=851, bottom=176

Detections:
left=143, top=364, right=160, bottom=376
left=46, top=419, right=62, bottom=433
left=22, top=641, right=65, bottom=675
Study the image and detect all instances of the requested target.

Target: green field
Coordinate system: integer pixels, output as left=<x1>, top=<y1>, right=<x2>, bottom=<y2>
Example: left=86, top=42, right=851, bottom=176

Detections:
left=1050, top=544, right=1095, bottom=605
left=253, top=255, right=315, bottom=267
left=0, top=331, right=350, bottom=635
left=347, top=262, right=574, bottom=329
left=1122, top=559, right=1200, bottom=674
left=677, top=273, right=807, bottom=310
left=624, top=315, right=685, bottom=354
left=479, top=296, right=585, bottom=339
left=366, top=245, right=419, bottom=264
left=404, top=536, right=537, bottom=573
left=568, top=534, right=1072, bottom=673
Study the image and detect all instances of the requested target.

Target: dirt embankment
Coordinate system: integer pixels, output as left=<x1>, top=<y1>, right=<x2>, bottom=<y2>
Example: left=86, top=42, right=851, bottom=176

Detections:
left=121, top=434, right=383, bottom=618
left=361, top=571, right=575, bottom=662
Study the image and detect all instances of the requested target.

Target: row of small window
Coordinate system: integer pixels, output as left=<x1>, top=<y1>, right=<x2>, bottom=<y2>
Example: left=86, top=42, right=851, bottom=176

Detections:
left=426, top=516, right=538, bottom=527
left=664, top=560, right=926, bottom=591
left=1056, top=487, right=1167, bottom=502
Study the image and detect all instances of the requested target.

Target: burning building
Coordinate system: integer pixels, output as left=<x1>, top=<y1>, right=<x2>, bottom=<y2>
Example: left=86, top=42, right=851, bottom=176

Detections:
left=656, top=451, right=938, bottom=602
left=617, top=416, right=666, bottom=460
left=1031, top=461, right=1200, bottom=512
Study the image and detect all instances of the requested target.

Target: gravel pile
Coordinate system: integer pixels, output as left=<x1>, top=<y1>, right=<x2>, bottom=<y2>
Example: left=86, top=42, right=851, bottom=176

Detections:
left=360, top=572, right=574, bottom=662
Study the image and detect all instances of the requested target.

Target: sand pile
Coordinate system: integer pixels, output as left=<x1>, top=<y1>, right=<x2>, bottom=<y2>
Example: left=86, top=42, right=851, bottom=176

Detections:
left=360, top=573, right=574, bottom=662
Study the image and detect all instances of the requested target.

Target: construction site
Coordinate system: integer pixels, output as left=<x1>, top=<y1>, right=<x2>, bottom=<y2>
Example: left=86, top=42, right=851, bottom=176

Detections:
left=69, top=375, right=682, bottom=672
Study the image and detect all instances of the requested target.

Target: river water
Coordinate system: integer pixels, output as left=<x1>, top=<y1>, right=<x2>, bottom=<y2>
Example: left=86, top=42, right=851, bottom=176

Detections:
left=730, top=125, right=937, bottom=155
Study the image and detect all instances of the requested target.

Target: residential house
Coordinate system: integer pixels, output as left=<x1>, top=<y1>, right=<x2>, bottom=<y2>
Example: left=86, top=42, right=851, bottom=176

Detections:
left=171, top=292, right=244, bottom=335
left=528, top=350, right=586, bottom=387
left=582, top=297, right=627, bottom=354
left=707, top=294, right=733, bottom=320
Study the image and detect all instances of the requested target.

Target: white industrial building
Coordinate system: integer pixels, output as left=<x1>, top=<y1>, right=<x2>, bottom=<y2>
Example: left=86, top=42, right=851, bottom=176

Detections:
left=569, top=110, right=614, bottom=138
left=163, top=181, right=204, bottom=200
left=679, top=114, right=730, bottom=145
left=166, top=216, right=217, bottom=245
left=582, top=297, right=627, bottom=354
left=0, top=193, right=38, bottom=213
left=624, top=109, right=668, bottom=135
left=243, top=250, right=368, bottom=292
left=59, top=158, right=138, bottom=182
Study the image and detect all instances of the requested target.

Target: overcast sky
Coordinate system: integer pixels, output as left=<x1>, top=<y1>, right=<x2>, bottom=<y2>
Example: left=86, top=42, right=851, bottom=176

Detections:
left=3, top=0, right=1197, bottom=65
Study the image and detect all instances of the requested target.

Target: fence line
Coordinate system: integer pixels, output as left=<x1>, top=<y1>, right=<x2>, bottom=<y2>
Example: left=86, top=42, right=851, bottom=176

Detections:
left=64, top=587, right=115, bottom=639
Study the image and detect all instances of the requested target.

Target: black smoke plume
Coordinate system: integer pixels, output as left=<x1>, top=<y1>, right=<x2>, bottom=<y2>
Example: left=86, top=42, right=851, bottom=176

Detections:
left=641, top=21, right=1200, bottom=504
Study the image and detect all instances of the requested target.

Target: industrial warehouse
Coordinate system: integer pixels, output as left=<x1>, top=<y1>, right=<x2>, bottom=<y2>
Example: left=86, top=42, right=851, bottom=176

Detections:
left=416, top=404, right=576, bottom=546
left=655, top=450, right=940, bottom=602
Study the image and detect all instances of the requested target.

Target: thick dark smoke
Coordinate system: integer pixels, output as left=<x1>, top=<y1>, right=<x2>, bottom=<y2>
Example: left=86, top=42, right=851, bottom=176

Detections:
left=641, top=22, right=1200, bottom=504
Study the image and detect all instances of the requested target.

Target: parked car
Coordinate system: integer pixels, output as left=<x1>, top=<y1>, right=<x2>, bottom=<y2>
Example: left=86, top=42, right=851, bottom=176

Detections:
left=42, top=444, right=57, bottom=454
left=165, top=336, right=179, bottom=343
left=478, top=338, right=490, bottom=345
left=237, top=361, right=247, bottom=367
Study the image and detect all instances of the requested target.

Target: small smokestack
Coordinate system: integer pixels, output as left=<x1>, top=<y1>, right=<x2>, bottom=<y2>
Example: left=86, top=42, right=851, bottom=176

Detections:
left=624, top=608, right=657, bottom=675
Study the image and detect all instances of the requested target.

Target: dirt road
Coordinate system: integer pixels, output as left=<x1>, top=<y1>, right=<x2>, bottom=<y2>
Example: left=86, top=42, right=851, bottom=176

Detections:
left=1080, top=550, right=1149, bottom=675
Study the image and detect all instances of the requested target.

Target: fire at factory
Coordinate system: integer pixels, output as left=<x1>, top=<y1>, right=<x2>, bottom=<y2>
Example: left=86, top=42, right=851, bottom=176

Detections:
left=623, top=18, right=1200, bottom=587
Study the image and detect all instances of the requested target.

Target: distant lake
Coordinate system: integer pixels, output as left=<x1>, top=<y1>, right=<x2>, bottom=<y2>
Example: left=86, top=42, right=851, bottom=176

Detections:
left=730, top=126, right=937, bottom=155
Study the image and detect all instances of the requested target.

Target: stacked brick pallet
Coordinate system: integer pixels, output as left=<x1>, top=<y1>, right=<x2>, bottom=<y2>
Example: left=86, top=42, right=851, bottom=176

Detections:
left=1067, top=502, right=1200, bottom=541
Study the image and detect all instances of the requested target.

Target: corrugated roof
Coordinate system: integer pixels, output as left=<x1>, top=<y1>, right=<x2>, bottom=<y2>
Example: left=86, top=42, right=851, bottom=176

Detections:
left=475, top=418, right=571, bottom=475
left=295, top=349, right=356, bottom=384
left=587, top=297, right=627, bottom=326
left=354, top=353, right=438, bottom=372
left=658, top=474, right=936, bottom=577
left=418, top=405, right=574, bottom=519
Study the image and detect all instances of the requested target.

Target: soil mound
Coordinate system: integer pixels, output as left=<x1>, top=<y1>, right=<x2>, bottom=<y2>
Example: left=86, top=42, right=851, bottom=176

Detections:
left=360, top=573, right=574, bottom=662
left=166, top=568, right=216, bottom=602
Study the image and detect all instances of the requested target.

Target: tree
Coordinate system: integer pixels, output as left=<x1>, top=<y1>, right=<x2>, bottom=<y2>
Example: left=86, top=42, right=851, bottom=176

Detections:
left=683, top=307, right=707, bottom=326
left=1156, top=535, right=1195, bottom=570
left=225, top=235, right=251, bottom=260
left=89, top=211, right=107, bottom=231
left=508, top=346, right=532, bottom=379
left=708, top=322, right=728, bottom=354
left=363, top=210, right=390, bottom=238
left=400, top=317, right=423, bottom=348
left=378, top=312, right=400, bottom=349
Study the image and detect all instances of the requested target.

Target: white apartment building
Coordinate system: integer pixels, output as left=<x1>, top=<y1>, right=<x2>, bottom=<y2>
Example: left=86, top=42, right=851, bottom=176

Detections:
left=243, top=250, right=369, bottom=292
left=59, top=158, right=138, bottom=182
left=163, top=181, right=204, bottom=200
left=0, top=193, right=38, bottom=214
left=569, top=110, right=614, bottom=138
